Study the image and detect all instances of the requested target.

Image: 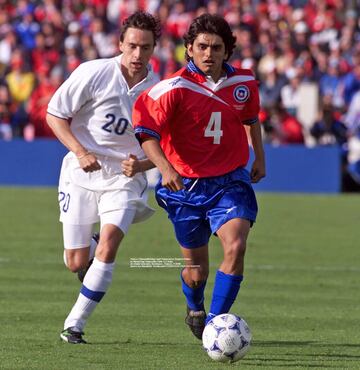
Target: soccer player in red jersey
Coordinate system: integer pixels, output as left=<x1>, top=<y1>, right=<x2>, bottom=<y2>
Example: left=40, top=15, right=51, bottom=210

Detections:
left=133, top=13, right=266, bottom=339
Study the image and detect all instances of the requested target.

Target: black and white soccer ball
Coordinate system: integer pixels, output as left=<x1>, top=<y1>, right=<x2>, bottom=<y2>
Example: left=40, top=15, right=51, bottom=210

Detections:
left=202, top=313, right=252, bottom=363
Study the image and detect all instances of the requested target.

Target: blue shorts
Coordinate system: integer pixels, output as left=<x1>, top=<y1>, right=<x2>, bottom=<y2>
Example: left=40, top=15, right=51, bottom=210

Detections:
left=155, top=167, right=258, bottom=248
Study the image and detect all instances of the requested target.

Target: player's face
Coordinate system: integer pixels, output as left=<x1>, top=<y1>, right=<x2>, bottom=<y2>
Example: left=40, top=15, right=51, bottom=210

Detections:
left=187, top=33, right=228, bottom=82
left=119, top=27, right=155, bottom=78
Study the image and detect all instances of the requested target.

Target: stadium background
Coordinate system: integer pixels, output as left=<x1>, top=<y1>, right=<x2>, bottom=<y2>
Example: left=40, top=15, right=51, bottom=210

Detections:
left=1, top=0, right=360, bottom=192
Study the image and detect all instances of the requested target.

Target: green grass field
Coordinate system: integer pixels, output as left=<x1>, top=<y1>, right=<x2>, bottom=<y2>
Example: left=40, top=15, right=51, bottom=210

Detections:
left=0, top=187, right=359, bottom=369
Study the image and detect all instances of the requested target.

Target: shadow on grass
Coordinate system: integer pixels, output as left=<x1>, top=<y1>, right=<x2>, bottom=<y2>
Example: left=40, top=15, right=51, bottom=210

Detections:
left=254, top=340, right=360, bottom=349
left=241, top=340, right=360, bottom=367
left=86, top=339, right=198, bottom=347
left=241, top=363, right=337, bottom=368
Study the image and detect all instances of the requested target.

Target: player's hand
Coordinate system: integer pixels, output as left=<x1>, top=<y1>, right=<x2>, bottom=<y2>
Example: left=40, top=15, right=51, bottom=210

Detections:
left=250, top=158, right=266, bottom=183
left=122, top=154, right=141, bottom=177
left=161, top=168, right=184, bottom=192
left=78, top=152, right=101, bottom=172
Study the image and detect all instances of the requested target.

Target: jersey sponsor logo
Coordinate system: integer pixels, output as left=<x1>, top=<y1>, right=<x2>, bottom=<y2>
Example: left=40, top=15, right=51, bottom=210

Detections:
left=169, top=77, right=181, bottom=86
left=233, top=85, right=250, bottom=103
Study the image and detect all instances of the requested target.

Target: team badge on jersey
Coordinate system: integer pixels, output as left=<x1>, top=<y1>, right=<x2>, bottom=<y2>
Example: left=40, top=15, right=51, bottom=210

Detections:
left=233, top=85, right=250, bottom=103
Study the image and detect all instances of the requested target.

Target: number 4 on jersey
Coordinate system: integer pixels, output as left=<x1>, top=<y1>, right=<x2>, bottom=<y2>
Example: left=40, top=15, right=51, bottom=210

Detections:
left=204, top=112, right=223, bottom=144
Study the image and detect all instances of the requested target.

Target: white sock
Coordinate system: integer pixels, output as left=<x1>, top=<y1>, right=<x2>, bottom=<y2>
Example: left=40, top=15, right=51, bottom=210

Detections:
left=64, top=257, right=115, bottom=331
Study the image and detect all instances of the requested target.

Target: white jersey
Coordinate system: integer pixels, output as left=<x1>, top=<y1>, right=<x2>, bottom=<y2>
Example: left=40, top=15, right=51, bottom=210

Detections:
left=47, top=55, right=159, bottom=160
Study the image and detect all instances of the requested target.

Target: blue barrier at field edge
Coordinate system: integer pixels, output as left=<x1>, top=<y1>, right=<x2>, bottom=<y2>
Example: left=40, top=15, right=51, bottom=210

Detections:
left=0, top=140, right=341, bottom=193
left=0, top=139, right=67, bottom=186
left=249, top=144, right=341, bottom=193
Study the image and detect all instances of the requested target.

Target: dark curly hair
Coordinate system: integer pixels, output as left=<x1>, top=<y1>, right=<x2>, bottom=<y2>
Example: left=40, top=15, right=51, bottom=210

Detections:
left=120, top=11, right=161, bottom=46
left=183, top=14, right=236, bottom=62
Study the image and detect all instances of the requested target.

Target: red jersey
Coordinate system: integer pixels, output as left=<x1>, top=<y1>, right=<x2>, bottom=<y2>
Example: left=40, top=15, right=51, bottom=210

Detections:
left=133, top=62, right=260, bottom=178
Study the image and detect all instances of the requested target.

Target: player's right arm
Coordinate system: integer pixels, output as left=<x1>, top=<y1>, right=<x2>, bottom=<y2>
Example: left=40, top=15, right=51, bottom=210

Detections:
left=141, top=137, right=184, bottom=192
left=46, top=113, right=101, bottom=172
left=132, top=82, right=184, bottom=190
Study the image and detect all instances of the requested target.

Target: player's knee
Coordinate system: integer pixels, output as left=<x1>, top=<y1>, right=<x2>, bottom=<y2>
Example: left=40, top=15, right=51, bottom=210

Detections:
left=185, top=266, right=209, bottom=286
left=64, top=251, right=88, bottom=272
left=224, top=238, right=247, bottom=261
left=65, top=259, right=88, bottom=273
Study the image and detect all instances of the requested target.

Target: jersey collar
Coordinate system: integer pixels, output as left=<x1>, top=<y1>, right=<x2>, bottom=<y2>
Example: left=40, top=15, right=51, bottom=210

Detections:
left=186, top=60, right=236, bottom=77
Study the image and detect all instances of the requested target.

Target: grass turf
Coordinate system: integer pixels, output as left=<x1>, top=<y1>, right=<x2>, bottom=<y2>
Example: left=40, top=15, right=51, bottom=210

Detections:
left=0, top=187, right=359, bottom=369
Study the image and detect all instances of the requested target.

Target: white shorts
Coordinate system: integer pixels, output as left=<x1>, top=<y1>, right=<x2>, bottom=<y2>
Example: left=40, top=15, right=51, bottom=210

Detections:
left=62, top=208, right=136, bottom=249
left=58, top=152, right=154, bottom=227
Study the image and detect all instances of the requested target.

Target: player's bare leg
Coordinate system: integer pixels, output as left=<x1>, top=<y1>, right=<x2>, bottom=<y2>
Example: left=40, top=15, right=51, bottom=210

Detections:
left=181, top=245, right=209, bottom=339
left=216, top=218, right=250, bottom=275
left=181, top=245, right=209, bottom=286
left=77, top=233, right=99, bottom=282
left=95, top=224, right=124, bottom=262
left=64, top=248, right=90, bottom=272
left=206, top=218, right=250, bottom=323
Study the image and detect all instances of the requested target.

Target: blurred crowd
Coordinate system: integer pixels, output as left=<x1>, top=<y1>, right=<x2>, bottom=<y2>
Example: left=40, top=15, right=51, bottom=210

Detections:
left=0, top=0, right=360, bottom=187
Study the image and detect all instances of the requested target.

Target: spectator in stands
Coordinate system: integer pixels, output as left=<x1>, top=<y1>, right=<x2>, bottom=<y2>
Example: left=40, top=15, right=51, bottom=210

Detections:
left=33, top=0, right=63, bottom=29
left=259, top=61, right=286, bottom=112
left=31, top=31, right=60, bottom=75
left=280, top=67, right=301, bottom=117
left=14, top=10, right=40, bottom=50
left=295, top=50, right=315, bottom=82
left=61, top=36, right=81, bottom=78
left=0, top=29, right=17, bottom=76
left=291, top=21, right=309, bottom=54
left=28, top=65, right=62, bottom=138
left=254, top=30, right=272, bottom=61
left=268, top=106, right=304, bottom=145
left=343, top=54, right=360, bottom=106
left=5, top=48, right=35, bottom=137
left=90, top=17, right=118, bottom=58
left=40, top=21, right=62, bottom=52
left=319, top=57, right=345, bottom=110
left=310, top=97, right=347, bottom=146
left=0, top=82, right=12, bottom=140
left=165, top=0, right=193, bottom=40
left=78, top=32, right=99, bottom=62
left=344, top=90, right=360, bottom=186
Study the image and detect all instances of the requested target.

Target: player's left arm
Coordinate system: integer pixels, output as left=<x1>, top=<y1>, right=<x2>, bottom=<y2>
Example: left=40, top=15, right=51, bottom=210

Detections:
left=121, top=154, right=155, bottom=177
left=248, top=120, right=266, bottom=183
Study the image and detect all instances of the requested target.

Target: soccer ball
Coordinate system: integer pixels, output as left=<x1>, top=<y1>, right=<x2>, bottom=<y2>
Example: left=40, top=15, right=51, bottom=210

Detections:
left=202, top=313, right=252, bottom=363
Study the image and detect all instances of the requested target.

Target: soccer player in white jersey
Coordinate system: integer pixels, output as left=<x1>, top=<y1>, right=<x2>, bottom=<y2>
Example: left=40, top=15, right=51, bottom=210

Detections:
left=46, top=11, right=161, bottom=344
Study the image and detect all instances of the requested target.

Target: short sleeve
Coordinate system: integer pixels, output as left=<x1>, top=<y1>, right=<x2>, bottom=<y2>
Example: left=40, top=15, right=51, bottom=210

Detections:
left=133, top=89, right=169, bottom=142
left=241, top=79, right=260, bottom=125
left=47, top=64, right=93, bottom=119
